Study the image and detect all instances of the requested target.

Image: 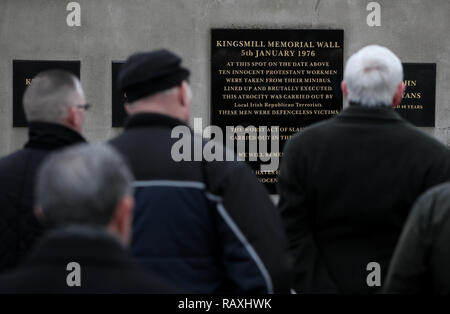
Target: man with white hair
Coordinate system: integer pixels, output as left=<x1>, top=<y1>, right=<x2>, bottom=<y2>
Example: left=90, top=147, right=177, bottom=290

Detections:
left=0, top=70, right=87, bottom=272
left=277, top=45, right=450, bottom=293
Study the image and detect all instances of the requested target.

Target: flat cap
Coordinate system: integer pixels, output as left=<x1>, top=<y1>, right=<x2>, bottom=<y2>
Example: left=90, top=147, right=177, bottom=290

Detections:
left=118, top=49, right=190, bottom=103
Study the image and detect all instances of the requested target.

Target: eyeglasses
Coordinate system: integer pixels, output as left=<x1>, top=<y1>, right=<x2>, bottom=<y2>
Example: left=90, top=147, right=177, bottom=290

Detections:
left=74, top=103, right=92, bottom=111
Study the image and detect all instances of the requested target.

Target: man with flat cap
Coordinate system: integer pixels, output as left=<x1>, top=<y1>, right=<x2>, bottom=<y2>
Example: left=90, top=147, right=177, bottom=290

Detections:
left=109, top=49, right=292, bottom=294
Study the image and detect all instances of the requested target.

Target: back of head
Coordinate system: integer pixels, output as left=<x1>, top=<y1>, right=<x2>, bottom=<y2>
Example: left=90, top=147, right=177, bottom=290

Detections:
left=118, top=49, right=190, bottom=103
left=118, top=49, right=192, bottom=123
left=35, top=144, right=133, bottom=229
left=344, top=45, right=403, bottom=107
left=23, top=70, right=83, bottom=124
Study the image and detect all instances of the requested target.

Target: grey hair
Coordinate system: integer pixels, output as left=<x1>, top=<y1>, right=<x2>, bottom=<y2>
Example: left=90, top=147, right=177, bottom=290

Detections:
left=344, top=45, right=403, bottom=107
left=23, top=70, right=84, bottom=123
left=35, top=144, right=134, bottom=228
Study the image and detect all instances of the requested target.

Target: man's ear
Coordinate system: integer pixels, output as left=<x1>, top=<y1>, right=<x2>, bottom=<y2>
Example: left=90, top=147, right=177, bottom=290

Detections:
left=65, top=106, right=85, bottom=133
left=341, top=81, right=348, bottom=98
left=178, top=81, right=191, bottom=124
left=179, top=81, right=192, bottom=108
left=34, top=206, right=44, bottom=223
left=64, top=107, right=77, bottom=128
left=392, top=82, right=405, bottom=107
left=109, top=195, right=134, bottom=245
left=125, top=103, right=133, bottom=115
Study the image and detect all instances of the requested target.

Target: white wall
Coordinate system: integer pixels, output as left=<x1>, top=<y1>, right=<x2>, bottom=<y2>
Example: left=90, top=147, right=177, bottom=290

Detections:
left=0, top=0, right=449, bottom=156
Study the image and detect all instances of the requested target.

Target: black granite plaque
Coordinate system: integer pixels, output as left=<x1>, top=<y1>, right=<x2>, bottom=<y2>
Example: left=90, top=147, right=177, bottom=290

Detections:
left=112, top=61, right=127, bottom=127
left=13, top=60, right=80, bottom=127
left=394, top=63, right=436, bottom=127
left=211, top=29, right=344, bottom=193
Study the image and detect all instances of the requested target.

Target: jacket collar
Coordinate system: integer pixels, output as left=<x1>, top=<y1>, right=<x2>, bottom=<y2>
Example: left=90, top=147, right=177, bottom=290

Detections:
left=337, top=103, right=405, bottom=122
left=23, top=225, right=132, bottom=267
left=125, top=113, right=188, bottom=130
left=24, top=122, right=86, bottom=150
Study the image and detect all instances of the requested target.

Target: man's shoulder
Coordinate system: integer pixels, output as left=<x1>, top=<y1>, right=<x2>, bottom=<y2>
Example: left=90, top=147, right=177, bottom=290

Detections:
left=108, top=131, right=142, bottom=156
left=0, top=149, right=27, bottom=167
left=0, top=231, right=175, bottom=293
left=0, top=147, right=50, bottom=178
left=108, top=132, right=128, bottom=147
left=285, top=118, right=337, bottom=149
left=108, top=127, right=170, bottom=150
left=0, top=149, right=33, bottom=182
left=0, top=265, right=176, bottom=293
left=288, top=114, right=446, bottom=147
left=415, top=182, right=450, bottom=212
left=403, top=182, right=450, bottom=235
left=392, top=123, right=450, bottom=157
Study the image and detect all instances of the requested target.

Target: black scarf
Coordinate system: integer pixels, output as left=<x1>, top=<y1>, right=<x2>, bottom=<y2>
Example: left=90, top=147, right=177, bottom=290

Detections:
left=124, top=112, right=188, bottom=130
left=24, top=122, right=86, bottom=150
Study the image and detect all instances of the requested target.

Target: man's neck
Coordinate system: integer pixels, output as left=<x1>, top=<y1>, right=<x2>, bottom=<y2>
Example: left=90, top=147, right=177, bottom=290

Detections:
left=128, top=106, right=186, bottom=124
left=348, top=101, right=393, bottom=108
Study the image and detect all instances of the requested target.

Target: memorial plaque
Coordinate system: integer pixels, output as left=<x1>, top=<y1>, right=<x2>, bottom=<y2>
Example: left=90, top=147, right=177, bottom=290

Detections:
left=394, top=63, right=436, bottom=127
left=112, top=61, right=127, bottom=127
left=13, top=60, right=80, bottom=127
left=211, top=29, right=344, bottom=193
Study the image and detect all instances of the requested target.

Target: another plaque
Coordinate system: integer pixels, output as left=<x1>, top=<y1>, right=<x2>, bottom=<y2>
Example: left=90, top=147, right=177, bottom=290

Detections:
left=211, top=29, right=344, bottom=193
left=112, top=61, right=127, bottom=127
left=394, top=63, right=436, bottom=127
left=13, top=60, right=80, bottom=127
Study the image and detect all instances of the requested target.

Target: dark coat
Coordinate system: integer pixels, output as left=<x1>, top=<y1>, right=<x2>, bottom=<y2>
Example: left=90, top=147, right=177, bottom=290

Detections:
left=0, top=122, right=86, bottom=272
left=278, top=105, right=450, bottom=293
left=384, top=182, right=450, bottom=294
left=0, top=226, right=175, bottom=293
left=109, top=113, right=292, bottom=294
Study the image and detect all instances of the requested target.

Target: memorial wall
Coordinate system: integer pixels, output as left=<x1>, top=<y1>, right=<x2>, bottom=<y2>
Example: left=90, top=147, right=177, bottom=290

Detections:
left=0, top=0, right=449, bottom=185
left=211, top=29, right=344, bottom=191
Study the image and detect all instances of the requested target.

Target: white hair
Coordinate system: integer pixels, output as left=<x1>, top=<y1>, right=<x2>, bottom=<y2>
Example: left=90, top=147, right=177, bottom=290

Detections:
left=344, top=45, right=403, bottom=107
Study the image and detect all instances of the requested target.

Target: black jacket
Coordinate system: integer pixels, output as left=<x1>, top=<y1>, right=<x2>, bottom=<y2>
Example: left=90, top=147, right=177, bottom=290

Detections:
left=384, top=182, right=450, bottom=293
left=278, top=105, right=450, bottom=293
left=0, top=122, right=86, bottom=272
left=109, top=113, right=292, bottom=294
left=0, top=225, right=175, bottom=293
